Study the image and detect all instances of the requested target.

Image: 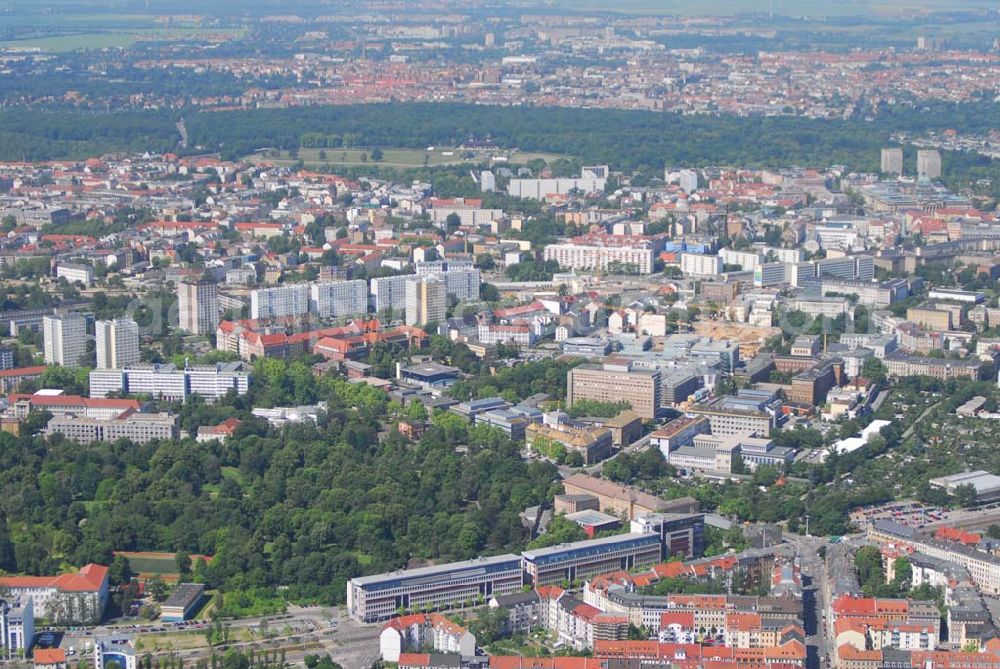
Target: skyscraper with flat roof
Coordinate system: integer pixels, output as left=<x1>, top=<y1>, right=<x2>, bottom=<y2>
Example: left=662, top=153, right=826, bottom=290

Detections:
left=405, top=276, right=446, bottom=327
left=95, top=318, right=140, bottom=370
left=178, top=278, right=219, bottom=335
left=917, top=149, right=942, bottom=180
left=881, top=148, right=903, bottom=175
left=43, top=312, right=89, bottom=367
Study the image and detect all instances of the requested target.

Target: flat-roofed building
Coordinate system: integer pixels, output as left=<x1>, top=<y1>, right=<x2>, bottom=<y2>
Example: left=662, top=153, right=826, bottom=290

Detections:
left=347, top=554, right=524, bottom=623
left=177, top=278, right=219, bottom=335
left=56, top=263, right=94, bottom=286
left=561, top=473, right=698, bottom=521
left=45, top=412, right=179, bottom=444
left=568, top=359, right=661, bottom=420
left=160, top=583, right=206, bottom=622
left=406, top=276, right=447, bottom=327
left=686, top=398, right=775, bottom=437
left=928, top=471, right=1000, bottom=504
left=787, top=358, right=843, bottom=406
left=310, top=280, right=368, bottom=319
left=881, top=148, right=903, bottom=175
left=662, top=371, right=702, bottom=406
left=89, top=362, right=250, bottom=402
left=544, top=242, right=654, bottom=275
left=43, top=312, right=88, bottom=367
left=907, top=307, right=953, bottom=332
left=521, top=533, right=663, bottom=585
left=251, top=284, right=310, bottom=320
left=630, top=513, right=705, bottom=560
left=650, top=416, right=711, bottom=460
left=370, top=274, right=410, bottom=315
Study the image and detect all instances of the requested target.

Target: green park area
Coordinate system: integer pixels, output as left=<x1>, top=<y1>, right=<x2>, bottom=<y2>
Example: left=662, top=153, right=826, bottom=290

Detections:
left=250, top=147, right=564, bottom=170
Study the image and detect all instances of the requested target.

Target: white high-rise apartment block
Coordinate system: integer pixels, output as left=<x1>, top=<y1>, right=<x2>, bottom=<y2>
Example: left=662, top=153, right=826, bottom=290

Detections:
left=439, top=270, right=481, bottom=303
left=753, top=262, right=791, bottom=288
left=507, top=176, right=607, bottom=200
left=370, top=274, right=411, bottom=315
left=178, top=279, right=219, bottom=335
left=95, top=318, right=140, bottom=370
left=310, top=280, right=368, bottom=319
left=917, top=150, right=942, bottom=180
left=480, top=171, right=496, bottom=193
left=881, top=148, right=903, bottom=175
left=405, top=276, right=447, bottom=327
left=43, top=312, right=89, bottom=367
left=718, top=248, right=760, bottom=272
left=679, top=252, right=723, bottom=277
left=678, top=169, right=699, bottom=194
left=416, top=260, right=476, bottom=276
left=543, top=243, right=655, bottom=275
left=250, top=284, right=310, bottom=320
left=759, top=246, right=804, bottom=264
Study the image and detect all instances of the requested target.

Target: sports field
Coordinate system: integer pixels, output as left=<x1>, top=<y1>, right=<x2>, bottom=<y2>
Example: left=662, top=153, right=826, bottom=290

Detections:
left=115, top=551, right=213, bottom=582
left=250, top=147, right=565, bottom=169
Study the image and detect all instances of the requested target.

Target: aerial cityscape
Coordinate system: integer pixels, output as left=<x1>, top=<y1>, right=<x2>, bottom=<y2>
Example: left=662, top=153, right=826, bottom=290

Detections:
left=5, top=1, right=1000, bottom=668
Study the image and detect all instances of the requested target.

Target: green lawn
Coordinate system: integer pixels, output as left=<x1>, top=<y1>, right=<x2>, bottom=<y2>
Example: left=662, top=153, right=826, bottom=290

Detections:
left=250, top=147, right=565, bottom=169
left=122, top=553, right=180, bottom=576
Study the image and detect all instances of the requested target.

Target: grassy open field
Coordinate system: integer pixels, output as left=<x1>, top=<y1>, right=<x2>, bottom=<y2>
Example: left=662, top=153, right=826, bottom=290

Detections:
left=250, top=147, right=565, bottom=169
left=115, top=551, right=213, bottom=582
left=0, top=27, right=245, bottom=52
left=557, top=0, right=1000, bottom=16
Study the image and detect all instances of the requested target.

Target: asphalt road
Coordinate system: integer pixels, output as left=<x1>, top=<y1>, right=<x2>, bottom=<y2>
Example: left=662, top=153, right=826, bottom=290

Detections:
left=52, top=606, right=383, bottom=669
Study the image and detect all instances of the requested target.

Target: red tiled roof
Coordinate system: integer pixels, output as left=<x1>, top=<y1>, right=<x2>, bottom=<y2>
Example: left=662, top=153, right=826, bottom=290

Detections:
left=0, top=563, right=107, bottom=592
left=34, top=649, right=66, bottom=665
left=0, top=366, right=46, bottom=378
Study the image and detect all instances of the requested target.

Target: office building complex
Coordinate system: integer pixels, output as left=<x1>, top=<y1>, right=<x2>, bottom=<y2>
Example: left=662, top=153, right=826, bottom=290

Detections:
left=630, top=513, right=705, bottom=560
left=177, top=278, right=219, bottom=335
left=347, top=554, right=524, bottom=623
left=46, top=412, right=179, bottom=444
left=89, top=362, right=250, bottom=402
left=521, top=533, right=663, bottom=585
left=250, top=284, right=310, bottom=320
left=43, top=312, right=89, bottom=367
left=405, top=276, right=447, bottom=326
left=818, top=278, right=908, bottom=307
left=0, top=597, right=33, bottom=655
left=568, top=359, right=661, bottom=420
left=310, top=280, right=368, bottom=319
left=686, top=397, right=776, bottom=437
left=95, top=318, right=140, bottom=370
